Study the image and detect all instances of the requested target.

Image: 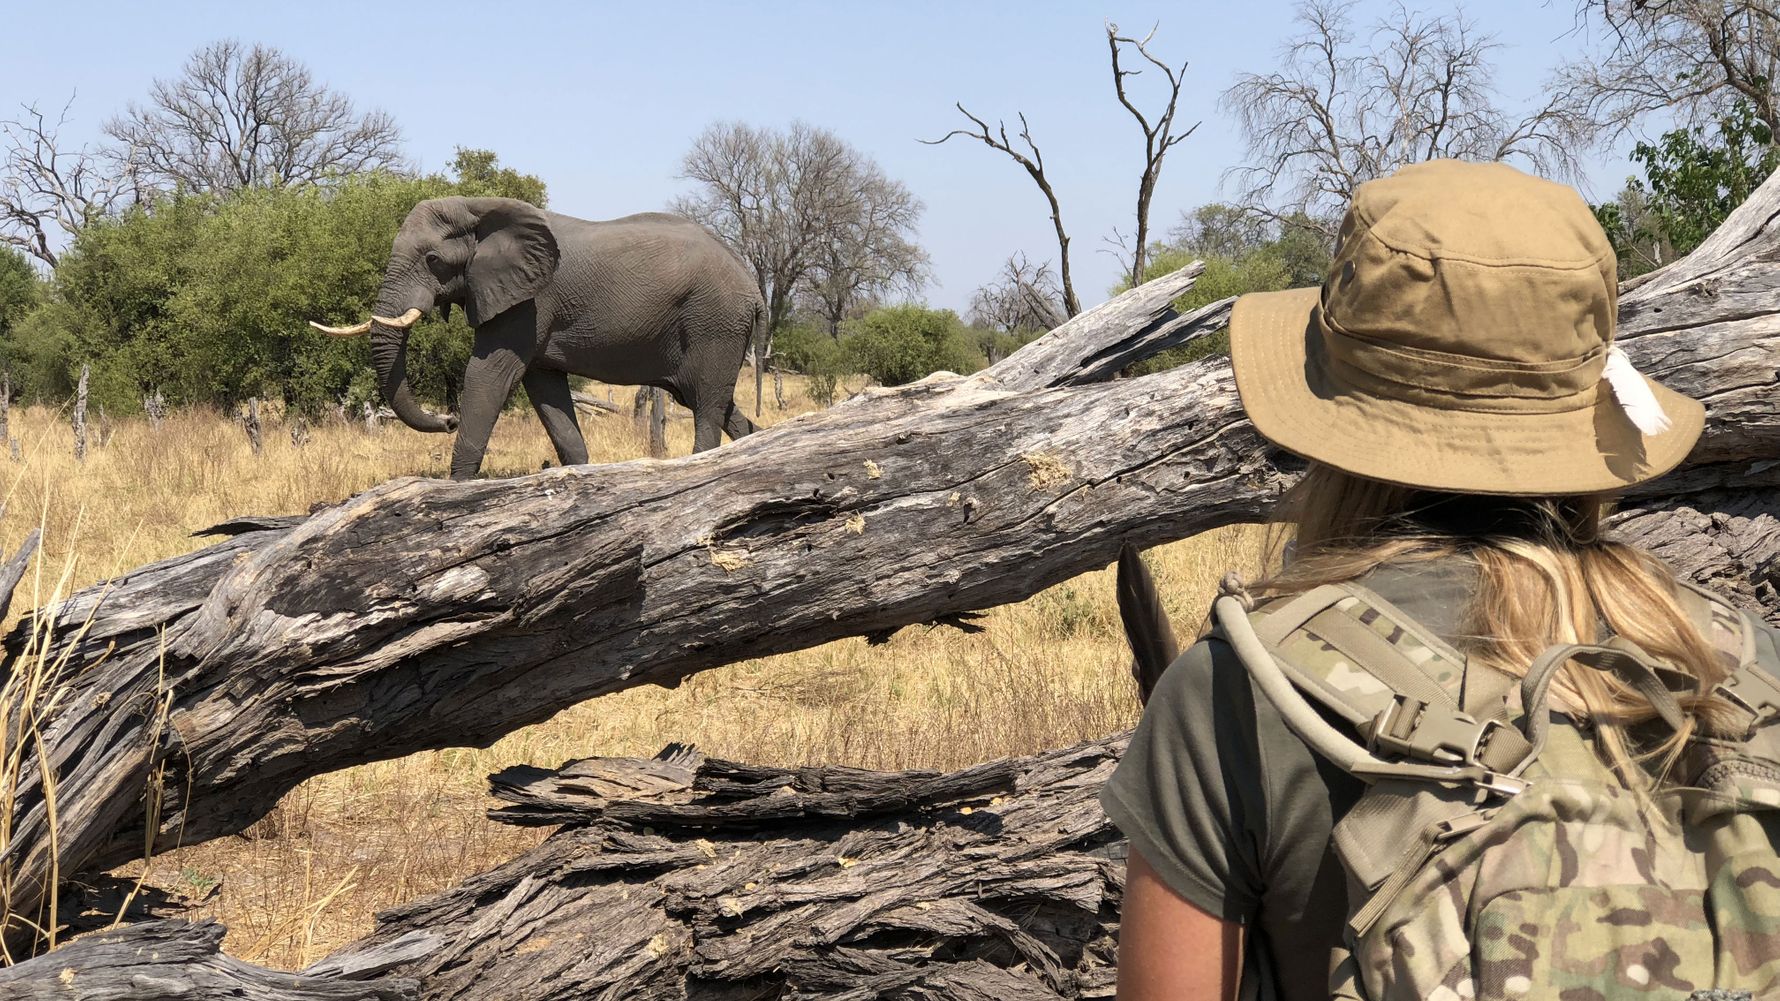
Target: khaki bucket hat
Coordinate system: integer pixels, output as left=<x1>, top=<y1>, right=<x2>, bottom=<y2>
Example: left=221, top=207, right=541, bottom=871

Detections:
left=1229, top=159, right=1703, bottom=496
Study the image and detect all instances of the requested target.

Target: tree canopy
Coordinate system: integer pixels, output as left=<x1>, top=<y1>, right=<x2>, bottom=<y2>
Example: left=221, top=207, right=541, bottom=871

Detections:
left=1596, top=101, right=1780, bottom=280
left=3, top=152, right=542, bottom=413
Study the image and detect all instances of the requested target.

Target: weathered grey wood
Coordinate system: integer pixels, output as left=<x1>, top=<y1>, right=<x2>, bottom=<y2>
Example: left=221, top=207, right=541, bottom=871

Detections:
left=650, top=385, right=668, bottom=456
left=144, top=388, right=165, bottom=430
left=972, top=262, right=1231, bottom=390
left=572, top=390, right=622, bottom=416
left=242, top=398, right=264, bottom=455
left=71, top=364, right=87, bottom=463
left=0, top=265, right=1234, bottom=942
left=0, top=530, right=41, bottom=627
left=488, top=747, right=1019, bottom=829
left=0, top=920, right=417, bottom=999
left=7, top=170, right=1780, bottom=946
left=312, top=737, right=1124, bottom=1001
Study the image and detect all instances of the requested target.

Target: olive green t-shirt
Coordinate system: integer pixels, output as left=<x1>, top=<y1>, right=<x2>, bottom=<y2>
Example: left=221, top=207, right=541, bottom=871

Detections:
left=1098, top=561, right=1479, bottom=1001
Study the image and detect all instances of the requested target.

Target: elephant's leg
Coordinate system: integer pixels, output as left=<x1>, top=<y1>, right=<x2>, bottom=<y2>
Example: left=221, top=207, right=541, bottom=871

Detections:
left=450, top=312, right=535, bottom=480
left=724, top=404, right=758, bottom=440
left=522, top=367, right=588, bottom=467
left=689, top=398, right=724, bottom=453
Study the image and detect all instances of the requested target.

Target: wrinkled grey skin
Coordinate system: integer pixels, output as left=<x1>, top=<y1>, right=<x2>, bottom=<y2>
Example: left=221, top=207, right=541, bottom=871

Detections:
left=367, top=196, right=762, bottom=479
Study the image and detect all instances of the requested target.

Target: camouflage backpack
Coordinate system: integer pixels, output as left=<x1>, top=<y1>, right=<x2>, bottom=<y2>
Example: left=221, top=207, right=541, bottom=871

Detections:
left=1211, top=576, right=1780, bottom=1001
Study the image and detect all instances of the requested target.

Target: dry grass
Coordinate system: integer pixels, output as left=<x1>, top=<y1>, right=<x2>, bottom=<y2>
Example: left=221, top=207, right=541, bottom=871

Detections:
left=0, top=371, right=1259, bottom=968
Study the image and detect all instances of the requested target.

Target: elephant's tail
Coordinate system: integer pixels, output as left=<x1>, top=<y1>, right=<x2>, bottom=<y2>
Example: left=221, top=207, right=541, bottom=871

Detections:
left=751, top=301, right=766, bottom=419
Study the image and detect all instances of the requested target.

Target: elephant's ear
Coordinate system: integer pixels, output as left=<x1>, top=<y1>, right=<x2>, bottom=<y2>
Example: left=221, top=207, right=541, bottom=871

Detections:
left=464, top=199, right=560, bottom=327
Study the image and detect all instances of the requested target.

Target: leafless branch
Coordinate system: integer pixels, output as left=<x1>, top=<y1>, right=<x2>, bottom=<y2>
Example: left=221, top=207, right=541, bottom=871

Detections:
left=924, top=105, right=1082, bottom=317
left=968, top=252, right=1067, bottom=338
left=677, top=121, right=926, bottom=344
left=1107, top=21, right=1200, bottom=286
left=1222, top=0, right=1581, bottom=227
left=104, top=40, right=405, bottom=193
left=0, top=97, right=135, bottom=267
left=1555, top=1, right=1780, bottom=143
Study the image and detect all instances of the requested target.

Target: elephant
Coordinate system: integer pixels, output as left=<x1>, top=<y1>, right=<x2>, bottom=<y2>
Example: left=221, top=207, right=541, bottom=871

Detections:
left=311, top=196, right=762, bottom=479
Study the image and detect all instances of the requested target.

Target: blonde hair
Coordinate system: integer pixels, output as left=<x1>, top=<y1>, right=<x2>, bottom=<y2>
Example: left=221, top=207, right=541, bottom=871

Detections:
left=1258, top=464, right=1736, bottom=785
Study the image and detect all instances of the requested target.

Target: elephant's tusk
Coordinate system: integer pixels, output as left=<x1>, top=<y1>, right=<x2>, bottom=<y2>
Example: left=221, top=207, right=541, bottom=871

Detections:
left=371, top=307, right=425, bottom=329
left=309, top=319, right=373, bottom=337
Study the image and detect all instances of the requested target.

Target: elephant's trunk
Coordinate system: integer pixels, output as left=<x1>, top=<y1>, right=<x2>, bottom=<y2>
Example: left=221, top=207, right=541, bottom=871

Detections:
left=369, top=282, right=455, bottom=434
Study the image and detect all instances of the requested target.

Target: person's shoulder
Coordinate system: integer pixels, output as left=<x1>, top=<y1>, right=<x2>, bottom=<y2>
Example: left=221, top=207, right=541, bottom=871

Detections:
left=1145, top=632, right=1264, bottom=733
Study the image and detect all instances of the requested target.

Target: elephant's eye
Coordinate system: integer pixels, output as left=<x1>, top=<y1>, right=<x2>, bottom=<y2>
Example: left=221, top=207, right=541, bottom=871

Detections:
left=424, top=250, right=452, bottom=281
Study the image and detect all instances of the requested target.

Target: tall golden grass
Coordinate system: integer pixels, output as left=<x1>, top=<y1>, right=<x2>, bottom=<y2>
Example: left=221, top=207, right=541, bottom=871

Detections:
left=0, top=372, right=1258, bottom=967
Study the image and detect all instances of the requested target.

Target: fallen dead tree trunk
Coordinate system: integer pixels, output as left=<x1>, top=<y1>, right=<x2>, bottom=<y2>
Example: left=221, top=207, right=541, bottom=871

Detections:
left=7, top=167, right=1780, bottom=947
left=0, top=920, right=416, bottom=1000
left=4, top=737, right=1121, bottom=998
left=302, top=737, right=1125, bottom=1000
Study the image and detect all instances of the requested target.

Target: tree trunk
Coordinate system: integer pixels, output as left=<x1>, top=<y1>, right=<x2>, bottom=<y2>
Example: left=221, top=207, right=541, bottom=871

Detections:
left=650, top=386, right=668, bottom=458
left=71, top=363, right=88, bottom=463
left=1, top=370, right=12, bottom=448
left=6, top=171, right=1780, bottom=953
left=242, top=398, right=263, bottom=455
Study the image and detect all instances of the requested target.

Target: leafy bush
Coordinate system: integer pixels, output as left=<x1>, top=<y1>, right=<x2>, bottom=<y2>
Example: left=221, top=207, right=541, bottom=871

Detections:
left=0, top=248, right=38, bottom=341
left=1596, top=100, right=1779, bottom=280
left=841, top=305, right=983, bottom=387
left=972, top=326, right=1042, bottom=365
left=773, top=323, right=851, bottom=405
left=1117, top=231, right=1327, bottom=375
left=5, top=150, right=542, bottom=414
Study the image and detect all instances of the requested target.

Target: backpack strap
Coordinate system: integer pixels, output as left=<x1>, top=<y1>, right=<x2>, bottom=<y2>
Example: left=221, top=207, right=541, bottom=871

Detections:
left=1212, top=587, right=1534, bottom=796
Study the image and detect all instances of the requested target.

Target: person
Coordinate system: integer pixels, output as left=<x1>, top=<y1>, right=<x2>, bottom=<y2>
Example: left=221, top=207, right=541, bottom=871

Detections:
left=1102, top=159, right=1780, bottom=1000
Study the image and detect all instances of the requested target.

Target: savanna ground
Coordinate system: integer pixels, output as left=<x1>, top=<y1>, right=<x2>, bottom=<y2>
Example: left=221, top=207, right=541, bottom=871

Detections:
left=0, top=371, right=1259, bottom=969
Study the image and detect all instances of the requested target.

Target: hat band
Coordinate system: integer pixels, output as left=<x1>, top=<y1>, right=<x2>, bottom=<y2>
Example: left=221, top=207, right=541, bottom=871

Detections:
left=1316, top=308, right=1606, bottom=415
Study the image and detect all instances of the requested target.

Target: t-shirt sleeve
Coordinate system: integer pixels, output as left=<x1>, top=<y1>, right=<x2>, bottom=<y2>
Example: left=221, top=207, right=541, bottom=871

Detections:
left=1099, top=638, right=1271, bottom=922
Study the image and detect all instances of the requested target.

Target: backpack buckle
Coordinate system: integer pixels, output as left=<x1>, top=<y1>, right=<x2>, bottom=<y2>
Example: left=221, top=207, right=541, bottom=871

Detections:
left=1716, top=667, right=1780, bottom=734
left=1369, top=696, right=1502, bottom=768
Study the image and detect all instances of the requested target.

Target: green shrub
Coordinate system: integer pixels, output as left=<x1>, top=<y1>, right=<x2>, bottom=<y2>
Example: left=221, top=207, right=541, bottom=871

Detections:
left=1118, top=243, right=1314, bottom=375
left=773, top=323, right=852, bottom=405
left=0, top=248, right=39, bottom=342
left=841, top=305, right=984, bottom=387
left=4, top=150, right=543, bottom=413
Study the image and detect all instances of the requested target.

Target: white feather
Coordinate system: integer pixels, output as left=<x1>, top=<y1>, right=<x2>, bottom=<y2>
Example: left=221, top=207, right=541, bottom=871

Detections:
left=1602, top=345, right=1672, bottom=436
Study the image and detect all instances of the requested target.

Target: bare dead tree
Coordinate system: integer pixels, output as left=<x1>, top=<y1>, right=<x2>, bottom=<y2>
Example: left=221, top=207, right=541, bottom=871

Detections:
left=104, top=40, right=404, bottom=194
left=1222, top=0, right=1582, bottom=237
left=0, top=99, right=136, bottom=267
left=1557, top=1, right=1780, bottom=143
left=968, top=253, right=1067, bottom=337
left=1107, top=22, right=1199, bottom=287
left=924, top=106, right=1083, bottom=317
left=675, top=122, right=917, bottom=352
left=240, top=398, right=262, bottom=455
left=144, top=388, right=165, bottom=431
left=71, top=364, right=87, bottom=463
left=649, top=387, right=667, bottom=458
left=799, top=165, right=929, bottom=335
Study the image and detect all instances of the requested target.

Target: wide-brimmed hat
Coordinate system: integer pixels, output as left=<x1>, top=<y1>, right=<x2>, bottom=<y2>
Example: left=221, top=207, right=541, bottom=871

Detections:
left=1229, top=159, right=1703, bottom=496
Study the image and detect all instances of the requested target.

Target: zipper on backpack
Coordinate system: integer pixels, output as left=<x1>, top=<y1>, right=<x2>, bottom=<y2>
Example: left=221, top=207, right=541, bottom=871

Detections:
left=1348, top=812, right=1491, bottom=939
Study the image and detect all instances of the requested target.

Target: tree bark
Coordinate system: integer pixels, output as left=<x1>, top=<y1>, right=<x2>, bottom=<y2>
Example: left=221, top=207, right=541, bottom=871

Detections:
left=6, top=169, right=1780, bottom=951
left=309, top=737, right=1124, bottom=1001
left=0, top=920, right=416, bottom=1000
left=71, top=363, right=87, bottom=463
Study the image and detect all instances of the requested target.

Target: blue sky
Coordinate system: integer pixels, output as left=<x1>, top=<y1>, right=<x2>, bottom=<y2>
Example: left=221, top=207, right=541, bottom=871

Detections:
left=2, top=1, right=1642, bottom=311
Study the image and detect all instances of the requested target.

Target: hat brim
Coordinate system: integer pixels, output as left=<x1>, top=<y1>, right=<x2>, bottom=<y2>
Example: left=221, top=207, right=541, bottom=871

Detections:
left=1228, top=287, right=1704, bottom=496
